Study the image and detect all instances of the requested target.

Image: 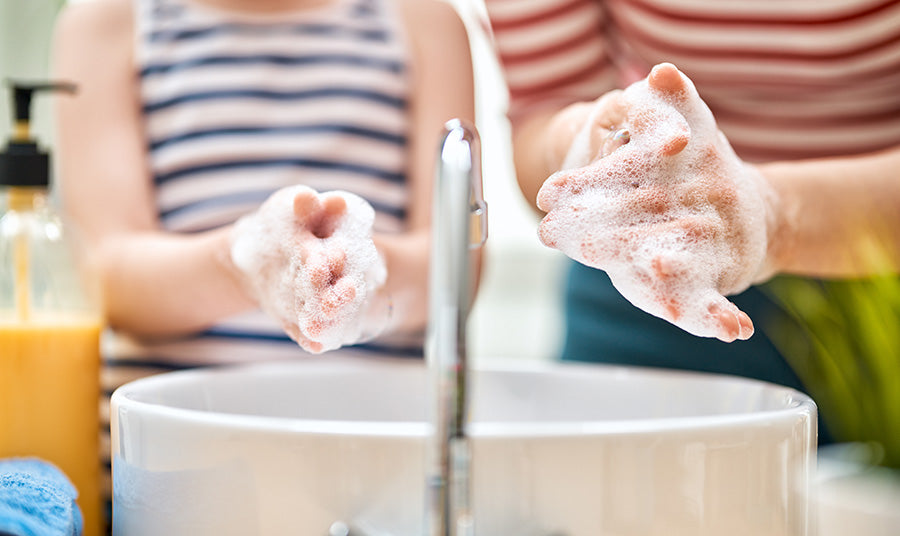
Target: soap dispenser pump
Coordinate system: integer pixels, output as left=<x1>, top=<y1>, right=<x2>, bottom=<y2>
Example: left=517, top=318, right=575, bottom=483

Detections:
left=0, top=82, right=72, bottom=186
left=0, top=80, right=104, bottom=536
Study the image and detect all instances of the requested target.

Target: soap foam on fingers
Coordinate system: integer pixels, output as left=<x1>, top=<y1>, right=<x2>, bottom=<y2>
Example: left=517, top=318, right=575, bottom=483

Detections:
left=295, top=191, right=387, bottom=352
left=537, top=63, right=775, bottom=341
left=231, top=185, right=387, bottom=353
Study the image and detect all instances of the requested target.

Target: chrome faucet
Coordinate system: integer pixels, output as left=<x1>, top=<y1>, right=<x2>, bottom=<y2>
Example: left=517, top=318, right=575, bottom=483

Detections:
left=326, top=119, right=487, bottom=536
left=424, top=119, right=487, bottom=536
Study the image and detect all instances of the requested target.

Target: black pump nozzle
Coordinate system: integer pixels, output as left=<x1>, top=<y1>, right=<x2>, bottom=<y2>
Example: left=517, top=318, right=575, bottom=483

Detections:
left=8, top=80, right=77, bottom=140
left=1, top=79, right=77, bottom=188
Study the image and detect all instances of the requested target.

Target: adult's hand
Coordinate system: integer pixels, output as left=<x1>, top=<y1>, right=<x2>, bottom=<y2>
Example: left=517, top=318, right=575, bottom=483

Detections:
left=537, top=63, right=779, bottom=342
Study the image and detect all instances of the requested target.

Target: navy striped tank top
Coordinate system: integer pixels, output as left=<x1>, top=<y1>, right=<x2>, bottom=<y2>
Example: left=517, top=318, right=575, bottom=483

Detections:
left=106, top=0, right=418, bottom=383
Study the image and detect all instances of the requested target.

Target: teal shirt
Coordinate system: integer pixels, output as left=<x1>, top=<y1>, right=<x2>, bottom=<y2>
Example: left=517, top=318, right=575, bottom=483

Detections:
left=561, top=260, right=833, bottom=443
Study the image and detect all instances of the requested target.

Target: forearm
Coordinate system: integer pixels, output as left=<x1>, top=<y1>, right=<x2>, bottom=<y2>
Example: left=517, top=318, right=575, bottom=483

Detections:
left=95, top=226, right=256, bottom=337
left=760, top=145, right=900, bottom=277
left=374, top=230, right=430, bottom=334
left=375, top=228, right=482, bottom=336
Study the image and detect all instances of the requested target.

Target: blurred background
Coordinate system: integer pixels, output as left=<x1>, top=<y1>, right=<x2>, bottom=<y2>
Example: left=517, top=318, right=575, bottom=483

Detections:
left=0, top=0, right=66, bottom=146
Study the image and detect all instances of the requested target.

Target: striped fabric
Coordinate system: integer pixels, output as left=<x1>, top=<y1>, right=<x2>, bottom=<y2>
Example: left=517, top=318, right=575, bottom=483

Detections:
left=485, top=0, right=616, bottom=120
left=484, top=0, right=900, bottom=162
left=138, top=0, right=412, bottom=235
left=111, top=0, right=417, bottom=373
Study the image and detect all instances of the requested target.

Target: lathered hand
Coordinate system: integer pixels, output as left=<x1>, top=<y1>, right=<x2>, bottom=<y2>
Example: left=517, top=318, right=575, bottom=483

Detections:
left=537, top=63, right=779, bottom=342
left=231, top=185, right=388, bottom=353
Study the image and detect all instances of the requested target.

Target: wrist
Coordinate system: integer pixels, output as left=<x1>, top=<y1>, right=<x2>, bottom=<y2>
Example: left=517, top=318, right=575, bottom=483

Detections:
left=219, top=223, right=261, bottom=310
left=357, top=287, right=394, bottom=342
left=750, top=162, right=792, bottom=282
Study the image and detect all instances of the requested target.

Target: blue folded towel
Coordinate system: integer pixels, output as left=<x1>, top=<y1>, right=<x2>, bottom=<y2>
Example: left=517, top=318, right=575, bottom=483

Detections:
left=0, top=458, right=83, bottom=536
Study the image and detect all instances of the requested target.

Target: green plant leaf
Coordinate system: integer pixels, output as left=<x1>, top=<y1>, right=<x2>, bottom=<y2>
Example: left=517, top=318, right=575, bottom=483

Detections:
left=763, top=275, right=900, bottom=468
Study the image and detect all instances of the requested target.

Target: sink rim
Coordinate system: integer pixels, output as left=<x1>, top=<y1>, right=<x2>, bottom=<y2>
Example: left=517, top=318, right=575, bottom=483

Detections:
left=111, top=357, right=816, bottom=439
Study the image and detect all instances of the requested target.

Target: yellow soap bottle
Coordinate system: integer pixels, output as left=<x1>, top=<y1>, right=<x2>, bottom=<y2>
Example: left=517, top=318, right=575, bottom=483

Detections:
left=0, top=81, right=103, bottom=536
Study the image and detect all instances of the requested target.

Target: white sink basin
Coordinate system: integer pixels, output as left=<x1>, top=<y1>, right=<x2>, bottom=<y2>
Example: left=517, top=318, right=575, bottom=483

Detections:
left=111, top=357, right=816, bottom=535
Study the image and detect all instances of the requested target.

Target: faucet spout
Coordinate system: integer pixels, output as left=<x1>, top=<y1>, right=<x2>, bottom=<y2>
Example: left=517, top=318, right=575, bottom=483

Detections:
left=424, top=119, right=487, bottom=536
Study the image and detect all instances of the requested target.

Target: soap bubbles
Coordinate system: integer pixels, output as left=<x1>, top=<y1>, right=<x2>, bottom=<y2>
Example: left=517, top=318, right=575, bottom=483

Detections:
left=602, top=128, right=631, bottom=158
left=230, top=185, right=387, bottom=353
left=537, top=63, right=776, bottom=342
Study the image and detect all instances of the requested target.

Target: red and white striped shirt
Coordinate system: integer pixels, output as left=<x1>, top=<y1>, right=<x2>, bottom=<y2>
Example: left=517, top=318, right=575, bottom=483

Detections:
left=484, top=0, right=900, bottom=161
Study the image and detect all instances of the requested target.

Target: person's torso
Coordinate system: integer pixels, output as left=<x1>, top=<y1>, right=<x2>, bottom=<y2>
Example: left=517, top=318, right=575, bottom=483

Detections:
left=110, top=0, right=419, bottom=371
left=604, top=0, right=900, bottom=161
left=137, top=0, right=412, bottom=233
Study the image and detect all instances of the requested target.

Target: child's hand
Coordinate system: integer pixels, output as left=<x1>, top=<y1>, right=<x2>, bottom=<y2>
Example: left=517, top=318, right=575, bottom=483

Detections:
left=230, top=185, right=388, bottom=353
left=537, top=63, right=779, bottom=342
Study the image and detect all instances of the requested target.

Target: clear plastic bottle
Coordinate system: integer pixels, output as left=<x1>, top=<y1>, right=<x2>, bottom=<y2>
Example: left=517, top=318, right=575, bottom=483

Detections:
left=0, top=81, right=103, bottom=536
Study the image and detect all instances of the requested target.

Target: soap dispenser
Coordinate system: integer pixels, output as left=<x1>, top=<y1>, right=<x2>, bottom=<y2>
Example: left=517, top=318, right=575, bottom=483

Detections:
left=0, top=81, right=103, bottom=536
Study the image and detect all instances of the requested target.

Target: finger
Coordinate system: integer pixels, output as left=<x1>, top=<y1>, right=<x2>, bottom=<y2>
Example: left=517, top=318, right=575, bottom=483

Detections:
left=320, top=278, right=357, bottom=318
left=618, top=183, right=671, bottom=216
left=615, top=65, right=692, bottom=158
left=661, top=128, right=690, bottom=156
left=306, top=246, right=347, bottom=291
left=586, top=92, right=628, bottom=158
left=541, top=146, right=655, bottom=213
left=646, top=62, right=703, bottom=120
left=647, top=63, right=688, bottom=100
left=283, top=321, right=325, bottom=353
left=629, top=107, right=691, bottom=158
left=562, top=91, right=629, bottom=168
left=610, top=262, right=688, bottom=325
left=292, top=188, right=322, bottom=226
left=307, top=252, right=334, bottom=288
left=738, top=310, right=754, bottom=338
left=326, top=248, right=347, bottom=279
left=707, top=298, right=754, bottom=342
left=659, top=295, right=684, bottom=323
left=590, top=90, right=627, bottom=129
left=564, top=209, right=718, bottom=271
left=322, top=193, right=347, bottom=216
left=283, top=322, right=302, bottom=343
left=311, top=194, right=348, bottom=238
left=651, top=254, right=680, bottom=281
left=642, top=255, right=690, bottom=322
left=640, top=285, right=752, bottom=342
left=300, top=337, right=324, bottom=354
left=537, top=158, right=620, bottom=212
left=536, top=169, right=575, bottom=212
left=303, top=317, right=326, bottom=338
left=539, top=199, right=641, bottom=267
left=537, top=211, right=563, bottom=249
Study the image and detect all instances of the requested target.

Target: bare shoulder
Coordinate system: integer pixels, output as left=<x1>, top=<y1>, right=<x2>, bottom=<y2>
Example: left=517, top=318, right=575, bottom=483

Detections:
left=53, top=0, right=134, bottom=55
left=393, top=0, right=469, bottom=47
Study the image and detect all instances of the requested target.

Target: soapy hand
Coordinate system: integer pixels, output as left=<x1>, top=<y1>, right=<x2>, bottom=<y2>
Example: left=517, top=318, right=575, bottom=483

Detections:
left=537, top=63, right=778, bottom=342
left=230, top=185, right=388, bottom=353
